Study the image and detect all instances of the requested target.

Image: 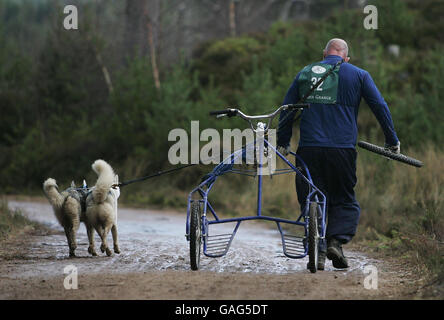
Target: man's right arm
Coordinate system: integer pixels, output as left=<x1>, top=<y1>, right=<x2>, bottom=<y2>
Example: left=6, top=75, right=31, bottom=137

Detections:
left=361, top=71, right=399, bottom=148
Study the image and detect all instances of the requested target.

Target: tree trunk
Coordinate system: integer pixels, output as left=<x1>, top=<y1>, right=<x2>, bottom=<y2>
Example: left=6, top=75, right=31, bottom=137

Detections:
left=147, top=20, right=161, bottom=90
left=144, top=1, right=161, bottom=90
left=229, top=0, right=236, bottom=37
left=124, top=0, right=148, bottom=58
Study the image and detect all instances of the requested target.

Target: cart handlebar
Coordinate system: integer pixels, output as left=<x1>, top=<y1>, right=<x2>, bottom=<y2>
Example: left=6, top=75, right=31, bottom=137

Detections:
left=209, top=109, right=238, bottom=117
left=209, top=104, right=309, bottom=132
left=209, top=104, right=309, bottom=124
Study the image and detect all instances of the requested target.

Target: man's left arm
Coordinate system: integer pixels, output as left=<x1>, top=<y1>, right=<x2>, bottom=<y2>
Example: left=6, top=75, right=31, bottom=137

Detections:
left=361, top=71, right=400, bottom=151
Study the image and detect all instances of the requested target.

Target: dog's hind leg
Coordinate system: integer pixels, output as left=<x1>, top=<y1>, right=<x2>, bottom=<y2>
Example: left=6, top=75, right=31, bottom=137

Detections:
left=64, top=226, right=76, bottom=258
left=68, top=221, right=80, bottom=258
left=99, top=225, right=113, bottom=257
left=64, top=196, right=81, bottom=257
left=96, top=225, right=106, bottom=253
left=87, top=225, right=98, bottom=256
left=111, top=224, right=120, bottom=254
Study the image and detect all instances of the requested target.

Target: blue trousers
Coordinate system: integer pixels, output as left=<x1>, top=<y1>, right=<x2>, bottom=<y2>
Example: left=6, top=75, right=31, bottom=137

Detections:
left=295, top=147, right=361, bottom=248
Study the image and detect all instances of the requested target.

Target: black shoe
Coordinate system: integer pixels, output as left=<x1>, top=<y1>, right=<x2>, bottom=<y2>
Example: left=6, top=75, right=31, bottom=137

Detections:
left=327, top=238, right=349, bottom=269
left=306, top=251, right=326, bottom=270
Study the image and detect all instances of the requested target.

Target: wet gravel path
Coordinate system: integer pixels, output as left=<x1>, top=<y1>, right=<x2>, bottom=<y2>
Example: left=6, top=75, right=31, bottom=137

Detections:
left=0, top=200, right=420, bottom=299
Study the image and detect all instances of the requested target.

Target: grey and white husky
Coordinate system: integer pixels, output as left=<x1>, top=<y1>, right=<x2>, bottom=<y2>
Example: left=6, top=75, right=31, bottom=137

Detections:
left=43, top=179, right=88, bottom=257
left=85, top=159, right=121, bottom=257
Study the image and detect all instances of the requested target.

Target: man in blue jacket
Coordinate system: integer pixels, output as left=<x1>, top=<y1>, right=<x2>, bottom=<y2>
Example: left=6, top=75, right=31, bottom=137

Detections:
left=277, top=38, right=400, bottom=270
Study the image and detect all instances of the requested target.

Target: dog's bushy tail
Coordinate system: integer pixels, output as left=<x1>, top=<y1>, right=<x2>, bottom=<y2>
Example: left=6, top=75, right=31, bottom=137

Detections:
left=91, top=159, right=115, bottom=204
left=43, top=178, right=64, bottom=210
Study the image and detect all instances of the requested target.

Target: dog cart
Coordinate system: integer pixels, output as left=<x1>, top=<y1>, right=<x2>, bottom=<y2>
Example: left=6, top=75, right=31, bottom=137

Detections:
left=185, top=104, right=327, bottom=273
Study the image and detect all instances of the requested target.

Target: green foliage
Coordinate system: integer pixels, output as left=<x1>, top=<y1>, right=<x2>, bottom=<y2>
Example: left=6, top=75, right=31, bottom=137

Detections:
left=108, top=57, right=158, bottom=164
left=192, top=36, right=263, bottom=102
left=236, top=57, right=279, bottom=115
left=261, top=24, right=306, bottom=78
left=1, top=0, right=442, bottom=189
left=391, top=47, right=444, bottom=146
left=0, top=34, right=34, bottom=147
left=412, top=0, right=444, bottom=49
left=368, top=0, right=416, bottom=46
left=0, top=0, right=52, bottom=54
left=144, top=61, right=198, bottom=167
left=309, top=0, right=349, bottom=19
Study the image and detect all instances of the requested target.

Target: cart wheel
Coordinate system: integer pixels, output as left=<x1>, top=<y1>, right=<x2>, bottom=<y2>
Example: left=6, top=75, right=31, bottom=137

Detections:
left=307, top=202, right=319, bottom=273
left=189, top=201, right=202, bottom=271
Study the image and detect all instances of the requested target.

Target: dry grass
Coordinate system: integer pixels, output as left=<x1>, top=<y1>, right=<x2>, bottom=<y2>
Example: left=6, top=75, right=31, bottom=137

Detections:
left=355, top=145, right=443, bottom=282
left=0, top=198, right=48, bottom=241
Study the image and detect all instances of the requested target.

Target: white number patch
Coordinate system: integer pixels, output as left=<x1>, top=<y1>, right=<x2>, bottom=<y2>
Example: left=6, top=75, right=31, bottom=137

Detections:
left=311, top=77, right=324, bottom=91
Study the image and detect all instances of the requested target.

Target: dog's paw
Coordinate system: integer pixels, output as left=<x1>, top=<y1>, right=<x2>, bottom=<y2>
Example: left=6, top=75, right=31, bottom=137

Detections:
left=69, top=252, right=76, bottom=258
left=114, top=247, right=121, bottom=254
left=105, top=248, right=112, bottom=257
left=100, top=244, right=106, bottom=253
left=88, top=246, right=98, bottom=256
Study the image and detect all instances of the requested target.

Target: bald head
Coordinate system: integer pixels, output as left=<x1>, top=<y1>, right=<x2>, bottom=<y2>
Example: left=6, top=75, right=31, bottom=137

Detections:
left=324, top=38, right=350, bottom=61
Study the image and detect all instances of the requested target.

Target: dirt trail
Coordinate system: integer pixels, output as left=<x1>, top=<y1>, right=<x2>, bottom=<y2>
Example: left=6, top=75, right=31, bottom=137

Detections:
left=0, top=200, right=421, bottom=299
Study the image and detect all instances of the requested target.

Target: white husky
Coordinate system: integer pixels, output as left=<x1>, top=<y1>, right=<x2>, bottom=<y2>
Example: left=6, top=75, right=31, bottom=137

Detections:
left=43, top=179, right=86, bottom=257
left=85, top=159, right=121, bottom=257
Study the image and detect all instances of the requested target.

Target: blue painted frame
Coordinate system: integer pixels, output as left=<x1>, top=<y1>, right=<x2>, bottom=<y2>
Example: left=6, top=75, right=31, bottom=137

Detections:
left=186, top=138, right=327, bottom=260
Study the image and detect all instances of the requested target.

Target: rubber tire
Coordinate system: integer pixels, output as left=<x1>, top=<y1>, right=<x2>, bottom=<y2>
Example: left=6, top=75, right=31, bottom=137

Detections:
left=357, top=141, right=423, bottom=167
left=307, top=202, right=319, bottom=274
left=189, top=201, right=202, bottom=271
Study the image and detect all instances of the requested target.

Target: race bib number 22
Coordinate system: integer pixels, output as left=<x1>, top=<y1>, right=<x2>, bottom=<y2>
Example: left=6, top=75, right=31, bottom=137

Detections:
left=298, top=63, right=340, bottom=104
